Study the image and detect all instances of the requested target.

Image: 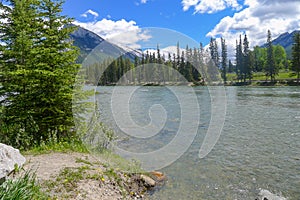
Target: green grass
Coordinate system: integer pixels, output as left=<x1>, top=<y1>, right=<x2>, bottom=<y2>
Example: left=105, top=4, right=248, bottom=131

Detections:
left=23, top=139, right=89, bottom=155
left=226, top=71, right=297, bottom=82
left=252, top=71, right=297, bottom=80
left=42, top=158, right=130, bottom=199
left=0, top=171, right=48, bottom=200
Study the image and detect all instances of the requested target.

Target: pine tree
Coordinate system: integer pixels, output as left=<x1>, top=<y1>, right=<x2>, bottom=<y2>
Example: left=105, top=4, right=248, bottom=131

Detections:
left=291, top=32, right=300, bottom=83
left=192, top=47, right=200, bottom=82
left=0, top=0, right=41, bottom=147
left=221, top=37, right=227, bottom=83
left=0, top=0, right=80, bottom=147
left=243, top=34, right=252, bottom=82
left=209, top=38, right=219, bottom=67
left=34, top=0, right=80, bottom=141
left=265, top=30, right=277, bottom=82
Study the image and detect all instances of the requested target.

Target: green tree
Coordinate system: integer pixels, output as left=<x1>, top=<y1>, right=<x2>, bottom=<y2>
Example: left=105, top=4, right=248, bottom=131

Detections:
left=291, top=32, right=300, bottom=82
left=221, top=37, right=227, bottom=83
left=253, top=46, right=266, bottom=72
left=235, top=36, right=243, bottom=82
left=243, top=34, right=252, bottom=82
left=273, top=45, right=287, bottom=70
left=265, top=30, right=278, bottom=82
left=209, top=38, right=219, bottom=67
left=0, top=0, right=41, bottom=147
left=0, top=0, right=80, bottom=148
left=34, top=0, right=80, bottom=142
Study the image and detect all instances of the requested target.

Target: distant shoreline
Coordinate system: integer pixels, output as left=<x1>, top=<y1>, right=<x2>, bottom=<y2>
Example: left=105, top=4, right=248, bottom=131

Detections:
left=91, top=80, right=300, bottom=87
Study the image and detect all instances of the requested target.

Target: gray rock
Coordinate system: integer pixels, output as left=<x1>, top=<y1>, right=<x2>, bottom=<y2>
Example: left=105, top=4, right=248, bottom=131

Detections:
left=0, top=143, right=26, bottom=180
left=140, top=174, right=156, bottom=187
left=257, top=189, right=287, bottom=200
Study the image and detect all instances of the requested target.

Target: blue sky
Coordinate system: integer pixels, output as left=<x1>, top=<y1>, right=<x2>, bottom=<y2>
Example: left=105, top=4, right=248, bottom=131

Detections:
left=63, top=0, right=242, bottom=44
left=63, top=0, right=300, bottom=56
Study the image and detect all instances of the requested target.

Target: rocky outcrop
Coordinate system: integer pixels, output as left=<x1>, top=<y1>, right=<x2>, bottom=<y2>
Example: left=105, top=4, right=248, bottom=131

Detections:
left=0, top=143, right=26, bottom=182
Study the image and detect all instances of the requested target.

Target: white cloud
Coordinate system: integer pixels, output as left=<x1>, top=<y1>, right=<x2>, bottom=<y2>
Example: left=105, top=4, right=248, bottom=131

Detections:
left=206, top=0, right=300, bottom=58
left=74, top=18, right=151, bottom=50
left=80, top=9, right=99, bottom=19
left=141, top=0, right=148, bottom=4
left=182, top=0, right=242, bottom=14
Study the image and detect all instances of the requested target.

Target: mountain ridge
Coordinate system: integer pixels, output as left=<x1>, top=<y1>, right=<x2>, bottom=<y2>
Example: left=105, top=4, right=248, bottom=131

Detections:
left=70, top=26, right=299, bottom=62
left=69, top=25, right=140, bottom=63
left=261, top=30, right=300, bottom=58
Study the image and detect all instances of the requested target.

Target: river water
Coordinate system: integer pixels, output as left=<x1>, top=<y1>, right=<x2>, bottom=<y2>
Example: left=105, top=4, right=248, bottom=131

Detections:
left=95, top=86, right=300, bottom=199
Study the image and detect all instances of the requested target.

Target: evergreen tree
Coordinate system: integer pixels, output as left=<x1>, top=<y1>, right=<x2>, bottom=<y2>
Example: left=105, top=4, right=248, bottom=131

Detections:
left=192, top=47, right=201, bottom=82
left=0, top=0, right=40, bottom=147
left=235, top=37, right=243, bottom=82
left=209, top=38, right=219, bottom=67
left=265, top=30, right=277, bottom=82
left=221, top=37, right=227, bottom=83
left=291, top=32, right=300, bottom=82
left=35, top=0, right=80, bottom=141
left=134, top=56, right=140, bottom=83
left=243, top=34, right=252, bottom=82
left=0, top=0, right=80, bottom=147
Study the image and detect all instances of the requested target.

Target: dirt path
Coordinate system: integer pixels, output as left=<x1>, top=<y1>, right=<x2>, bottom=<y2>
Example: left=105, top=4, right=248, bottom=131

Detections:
left=23, top=152, right=151, bottom=200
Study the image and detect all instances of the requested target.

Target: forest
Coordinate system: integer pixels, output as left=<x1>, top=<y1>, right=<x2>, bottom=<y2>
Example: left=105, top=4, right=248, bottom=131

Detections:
left=85, top=30, right=300, bottom=86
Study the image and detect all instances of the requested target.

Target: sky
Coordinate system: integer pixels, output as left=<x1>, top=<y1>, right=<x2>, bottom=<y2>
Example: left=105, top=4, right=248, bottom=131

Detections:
left=63, top=0, right=300, bottom=57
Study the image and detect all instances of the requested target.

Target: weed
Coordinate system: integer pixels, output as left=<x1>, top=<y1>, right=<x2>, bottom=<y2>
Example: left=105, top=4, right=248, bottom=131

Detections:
left=0, top=170, right=49, bottom=200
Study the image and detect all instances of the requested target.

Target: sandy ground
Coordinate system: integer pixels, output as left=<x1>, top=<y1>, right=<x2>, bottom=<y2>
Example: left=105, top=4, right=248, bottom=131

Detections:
left=23, top=152, right=149, bottom=200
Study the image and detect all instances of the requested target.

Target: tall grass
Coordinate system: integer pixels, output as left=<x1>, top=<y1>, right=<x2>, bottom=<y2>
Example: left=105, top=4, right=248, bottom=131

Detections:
left=0, top=171, right=48, bottom=200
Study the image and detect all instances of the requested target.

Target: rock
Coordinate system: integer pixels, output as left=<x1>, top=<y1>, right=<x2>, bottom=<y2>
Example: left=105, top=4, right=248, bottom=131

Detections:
left=257, top=189, right=287, bottom=200
left=150, top=171, right=167, bottom=182
left=0, top=143, right=26, bottom=180
left=140, top=174, right=156, bottom=188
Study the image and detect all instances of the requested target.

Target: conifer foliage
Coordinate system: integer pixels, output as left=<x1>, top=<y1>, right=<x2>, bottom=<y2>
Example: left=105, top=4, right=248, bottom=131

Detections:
left=291, top=32, right=300, bottom=82
left=0, top=0, right=79, bottom=149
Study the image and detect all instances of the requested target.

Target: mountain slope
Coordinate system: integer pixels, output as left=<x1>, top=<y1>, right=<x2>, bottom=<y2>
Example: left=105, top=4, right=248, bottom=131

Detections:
left=261, top=30, right=300, bottom=58
left=70, top=25, right=140, bottom=63
left=70, top=25, right=105, bottom=63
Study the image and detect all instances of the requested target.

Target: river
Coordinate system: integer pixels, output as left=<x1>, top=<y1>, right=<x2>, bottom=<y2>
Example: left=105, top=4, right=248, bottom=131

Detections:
left=95, top=86, right=300, bottom=199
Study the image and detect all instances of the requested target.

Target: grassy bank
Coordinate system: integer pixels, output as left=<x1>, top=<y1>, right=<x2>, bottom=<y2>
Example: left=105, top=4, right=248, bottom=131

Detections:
left=1, top=140, right=164, bottom=200
left=226, top=71, right=299, bottom=86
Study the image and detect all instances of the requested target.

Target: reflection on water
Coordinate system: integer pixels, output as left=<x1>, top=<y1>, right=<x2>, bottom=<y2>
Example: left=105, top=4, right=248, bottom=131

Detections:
left=96, top=86, right=300, bottom=200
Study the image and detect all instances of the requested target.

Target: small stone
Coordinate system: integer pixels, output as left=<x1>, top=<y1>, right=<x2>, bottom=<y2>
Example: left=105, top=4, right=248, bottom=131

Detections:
left=150, top=171, right=167, bottom=182
left=140, top=174, right=156, bottom=187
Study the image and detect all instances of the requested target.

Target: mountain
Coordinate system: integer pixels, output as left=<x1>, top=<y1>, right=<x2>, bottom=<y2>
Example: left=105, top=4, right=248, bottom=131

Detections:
left=261, top=30, right=300, bottom=58
left=69, top=25, right=140, bottom=63
left=69, top=25, right=104, bottom=63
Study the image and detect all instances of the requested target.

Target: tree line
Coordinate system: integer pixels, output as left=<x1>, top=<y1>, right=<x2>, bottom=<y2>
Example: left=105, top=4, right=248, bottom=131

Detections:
left=87, top=30, right=300, bottom=86
left=210, top=30, right=300, bottom=83
left=85, top=43, right=209, bottom=85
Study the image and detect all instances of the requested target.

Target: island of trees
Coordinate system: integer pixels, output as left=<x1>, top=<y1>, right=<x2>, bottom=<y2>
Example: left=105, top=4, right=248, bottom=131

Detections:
left=85, top=30, right=300, bottom=86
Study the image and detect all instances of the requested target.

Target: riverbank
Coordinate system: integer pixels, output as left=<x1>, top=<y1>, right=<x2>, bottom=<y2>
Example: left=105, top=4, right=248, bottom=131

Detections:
left=18, top=151, right=166, bottom=199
